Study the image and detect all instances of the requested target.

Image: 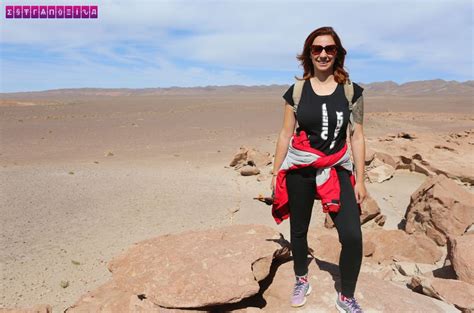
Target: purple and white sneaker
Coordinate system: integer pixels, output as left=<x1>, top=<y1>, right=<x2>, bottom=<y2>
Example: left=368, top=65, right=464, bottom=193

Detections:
left=335, top=291, right=364, bottom=313
left=291, top=274, right=312, bottom=307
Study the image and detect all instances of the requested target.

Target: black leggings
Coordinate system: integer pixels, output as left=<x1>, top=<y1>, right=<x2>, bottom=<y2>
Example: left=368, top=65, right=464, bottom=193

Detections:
left=286, top=166, right=363, bottom=298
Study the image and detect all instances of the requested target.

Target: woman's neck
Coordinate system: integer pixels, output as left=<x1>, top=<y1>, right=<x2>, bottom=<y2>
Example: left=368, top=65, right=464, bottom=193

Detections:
left=311, top=72, right=335, bottom=84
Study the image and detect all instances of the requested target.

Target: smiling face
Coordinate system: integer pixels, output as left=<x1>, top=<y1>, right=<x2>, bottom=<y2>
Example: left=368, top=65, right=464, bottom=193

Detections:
left=310, top=35, right=338, bottom=74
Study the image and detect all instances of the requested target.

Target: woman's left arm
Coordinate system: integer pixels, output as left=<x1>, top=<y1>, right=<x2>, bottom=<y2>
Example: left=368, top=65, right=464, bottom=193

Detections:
left=350, top=95, right=368, bottom=204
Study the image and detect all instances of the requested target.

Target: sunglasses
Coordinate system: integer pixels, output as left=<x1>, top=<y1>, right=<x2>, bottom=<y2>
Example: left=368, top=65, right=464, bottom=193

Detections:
left=310, top=44, right=338, bottom=56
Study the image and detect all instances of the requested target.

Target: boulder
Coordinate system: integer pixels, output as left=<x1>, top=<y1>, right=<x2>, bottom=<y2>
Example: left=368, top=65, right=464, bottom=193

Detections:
left=365, top=147, right=376, bottom=165
left=107, top=224, right=290, bottom=309
left=448, top=233, right=474, bottom=284
left=367, top=164, right=395, bottom=183
left=240, top=165, right=260, bottom=176
left=404, top=175, right=474, bottom=246
left=364, top=229, right=442, bottom=265
left=307, top=230, right=341, bottom=264
left=247, top=149, right=272, bottom=169
left=409, top=276, right=474, bottom=312
left=308, top=228, right=441, bottom=266
left=229, top=146, right=271, bottom=170
left=359, top=195, right=381, bottom=224
left=373, top=151, right=398, bottom=168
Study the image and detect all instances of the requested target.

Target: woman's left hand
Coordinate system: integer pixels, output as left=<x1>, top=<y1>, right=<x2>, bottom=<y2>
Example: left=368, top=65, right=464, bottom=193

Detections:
left=354, top=181, right=368, bottom=204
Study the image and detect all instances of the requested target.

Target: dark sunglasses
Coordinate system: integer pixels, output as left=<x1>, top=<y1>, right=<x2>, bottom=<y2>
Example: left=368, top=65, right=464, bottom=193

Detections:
left=310, top=44, right=338, bottom=56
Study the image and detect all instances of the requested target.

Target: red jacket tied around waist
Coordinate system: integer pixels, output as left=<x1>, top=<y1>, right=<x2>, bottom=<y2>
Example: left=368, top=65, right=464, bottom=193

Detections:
left=272, top=130, right=361, bottom=225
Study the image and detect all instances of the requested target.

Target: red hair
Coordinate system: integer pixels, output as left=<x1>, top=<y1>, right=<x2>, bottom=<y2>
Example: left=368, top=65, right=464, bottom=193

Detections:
left=295, top=26, right=349, bottom=83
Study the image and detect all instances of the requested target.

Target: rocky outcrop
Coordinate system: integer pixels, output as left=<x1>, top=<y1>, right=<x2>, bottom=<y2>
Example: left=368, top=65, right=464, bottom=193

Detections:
left=409, top=275, right=474, bottom=312
left=64, top=223, right=467, bottom=312
left=448, top=233, right=474, bottom=284
left=363, top=229, right=442, bottom=265
left=404, top=174, right=474, bottom=246
left=106, top=224, right=290, bottom=309
left=371, top=129, right=474, bottom=183
left=260, top=258, right=455, bottom=312
left=367, top=164, right=395, bottom=183
left=308, top=228, right=442, bottom=266
left=229, top=146, right=271, bottom=176
left=65, top=279, right=215, bottom=313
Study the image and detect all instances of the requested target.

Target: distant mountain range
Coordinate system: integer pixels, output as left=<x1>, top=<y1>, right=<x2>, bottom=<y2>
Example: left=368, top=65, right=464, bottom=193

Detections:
left=1, top=79, right=473, bottom=98
left=358, top=79, right=473, bottom=96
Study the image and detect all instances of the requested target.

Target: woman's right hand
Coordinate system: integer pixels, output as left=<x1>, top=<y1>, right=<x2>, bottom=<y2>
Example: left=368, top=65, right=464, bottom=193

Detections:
left=270, top=175, right=277, bottom=196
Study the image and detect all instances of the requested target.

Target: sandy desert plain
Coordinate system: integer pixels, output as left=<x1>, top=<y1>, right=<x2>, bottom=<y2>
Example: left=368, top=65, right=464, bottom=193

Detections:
left=0, top=79, right=473, bottom=312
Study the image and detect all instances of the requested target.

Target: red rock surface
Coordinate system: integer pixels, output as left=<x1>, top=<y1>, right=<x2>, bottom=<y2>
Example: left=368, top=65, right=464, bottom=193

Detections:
left=107, top=224, right=290, bottom=309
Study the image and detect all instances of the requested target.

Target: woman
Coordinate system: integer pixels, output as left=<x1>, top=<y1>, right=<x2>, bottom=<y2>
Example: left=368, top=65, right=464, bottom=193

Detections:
left=270, top=26, right=367, bottom=312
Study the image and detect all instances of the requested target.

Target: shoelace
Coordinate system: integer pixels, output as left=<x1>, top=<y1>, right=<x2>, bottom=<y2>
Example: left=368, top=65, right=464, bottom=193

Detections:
left=347, top=297, right=363, bottom=313
left=293, top=280, right=307, bottom=296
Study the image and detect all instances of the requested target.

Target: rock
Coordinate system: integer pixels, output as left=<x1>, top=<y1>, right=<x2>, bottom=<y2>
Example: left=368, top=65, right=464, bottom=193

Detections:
left=324, top=194, right=381, bottom=228
left=260, top=258, right=455, bottom=312
left=229, top=146, right=271, bottom=171
left=107, top=224, right=290, bottom=309
left=365, top=148, right=376, bottom=165
left=374, top=214, right=386, bottom=226
left=307, top=231, right=340, bottom=264
left=448, top=233, right=474, bottom=284
left=360, top=195, right=381, bottom=224
left=65, top=280, right=162, bottom=312
left=409, top=276, right=474, bottom=312
left=396, top=155, right=413, bottom=170
left=364, top=240, right=376, bottom=257
left=247, top=149, right=272, bottom=169
left=411, top=160, right=436, bottom=176
left=434, top=145, right=457, bottom=152
left=240, top=165, right=260, bottom=176
left=364, top=229, right=442, bottom=265
left=0, top=305, right=52, bottom=313
left=229, top=147, right=247, bottom=168
left=65, top=279, right=213, bottom=312
left=393, top=261, right=437, bottom=277
left=423, top=265, right=457, bottom=280
left=374, top=151, right=398, bottom=168
left=466, top=224, right=474, bottom=234
left=398, top=132, right=417, bottom=139
left=308, top=228, right=441, bottom=266
left=404, top=175, right=474, bottom=246
left=367, top=164, right=395, bottom=183
left=370, top=130, right=474, bottom=184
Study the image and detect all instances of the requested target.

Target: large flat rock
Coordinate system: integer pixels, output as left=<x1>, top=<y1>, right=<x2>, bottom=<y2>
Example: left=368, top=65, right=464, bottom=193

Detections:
left=107, top=224, right=290, bottom=309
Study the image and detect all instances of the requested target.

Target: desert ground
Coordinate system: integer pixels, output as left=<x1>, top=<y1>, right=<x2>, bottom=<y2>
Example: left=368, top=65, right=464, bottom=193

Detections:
left=0, top=80, right=473, bottom=312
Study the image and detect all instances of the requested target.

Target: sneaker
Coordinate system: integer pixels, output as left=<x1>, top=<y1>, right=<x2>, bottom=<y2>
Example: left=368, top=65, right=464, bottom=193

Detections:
left=291, top=274, right=312, bottom=307
left=335, top=292, right=364, bottom=313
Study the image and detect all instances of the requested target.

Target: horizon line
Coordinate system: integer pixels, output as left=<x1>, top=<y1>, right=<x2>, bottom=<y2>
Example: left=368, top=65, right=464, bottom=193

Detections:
left=1, top=78, right=472, bottom=94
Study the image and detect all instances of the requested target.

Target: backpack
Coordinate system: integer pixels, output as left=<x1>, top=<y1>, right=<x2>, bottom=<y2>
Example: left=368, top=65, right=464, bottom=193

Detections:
left=291, top=78, right=358, bottom=135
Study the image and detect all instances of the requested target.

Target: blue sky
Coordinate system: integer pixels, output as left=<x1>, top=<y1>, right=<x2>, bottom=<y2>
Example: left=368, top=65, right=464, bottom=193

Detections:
left=0, top=0, right=472, bottom=92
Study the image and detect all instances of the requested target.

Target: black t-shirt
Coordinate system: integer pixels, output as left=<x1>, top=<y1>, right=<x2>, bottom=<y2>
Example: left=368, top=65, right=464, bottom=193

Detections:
left=283, top=79, right=363, bottom=155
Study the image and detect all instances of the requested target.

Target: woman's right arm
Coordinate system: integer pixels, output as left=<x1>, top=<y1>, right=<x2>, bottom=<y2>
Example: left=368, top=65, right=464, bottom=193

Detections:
left=271, top=102, right=297, bottom=190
